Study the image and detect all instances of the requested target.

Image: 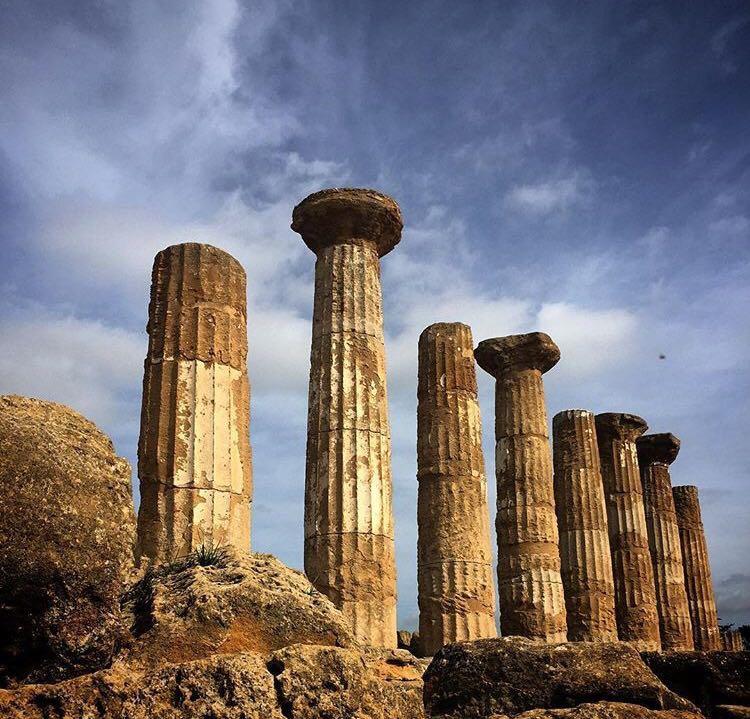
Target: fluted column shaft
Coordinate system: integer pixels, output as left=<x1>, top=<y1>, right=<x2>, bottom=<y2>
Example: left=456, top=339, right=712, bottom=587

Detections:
left=294, top=188, right=402, bottom=648
left=475, top=333, right=567, bottom=643
left=722, top=629, right=743, bottom=651
left=595, top=413, right=660, bottom=651
left=553, top=410, right=617, bottom=642
left=137, top=243, right=252, bottom=563
left=417, top=323, right=496, bottom=655
left=673, top=485, right=721, bottom=650
left=637, top=434, right=694, bottom=651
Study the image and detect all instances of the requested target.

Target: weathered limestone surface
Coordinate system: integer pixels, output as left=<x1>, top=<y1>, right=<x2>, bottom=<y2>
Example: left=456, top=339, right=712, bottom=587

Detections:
left=637, top=434, right=694, bottom=651
left=293, top=188, right=402, bottom=647
left=595, top=413, right=660, bottom=651
left=723, top=630, right=744, bottom=652
left=417, top=322, right=496, bottom=655
left=552, top=409, right=617, bottom=642
left=137, top=243, right=253, bottom=563
left=475, top=333, right=567, bottom=643
left=673, top=486, right=721, bottom=651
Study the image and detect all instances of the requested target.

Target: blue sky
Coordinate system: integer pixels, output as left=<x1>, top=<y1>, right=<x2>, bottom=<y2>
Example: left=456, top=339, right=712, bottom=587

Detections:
left=1, top=1, right=748, bottom=630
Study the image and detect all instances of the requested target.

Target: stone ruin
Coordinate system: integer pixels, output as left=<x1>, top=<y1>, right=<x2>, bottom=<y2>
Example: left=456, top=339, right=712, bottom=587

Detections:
left=0, top=187, right=745, bottom=719
left=129, top=187, right=728, bottom=655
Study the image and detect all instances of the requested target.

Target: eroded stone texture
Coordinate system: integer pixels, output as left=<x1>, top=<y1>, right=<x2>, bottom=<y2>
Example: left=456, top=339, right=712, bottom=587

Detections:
left=637, top=434, right=694, bottom=651
left=474, top=333, right=567, bottom=643
left=552, top=409, right=617, bottom=642
left=292, top=188, right=402, bottom=647
left=595, top=413, right=660, bottom=652
left=137, top=243, right=253, bottom=563
left=417, top=323, right=496, bottom=655
left=723, top=630, right=744, bottom=652
left=673, top=486, right=721, bottom=650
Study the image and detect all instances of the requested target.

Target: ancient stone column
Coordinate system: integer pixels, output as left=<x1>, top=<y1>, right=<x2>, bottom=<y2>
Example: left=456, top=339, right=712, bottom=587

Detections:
left=637, top=433, right=694, bottom=651
left=595, top=413, right=660, bottom=651
left=417, top=322, right=497, bottom=655
left=723, top=629, right=743, bottom=651
left=292, top=188, right=401, bottom=648
left=475, top=333, right=567, bottom=643
left=137, top=243, right=252, bottom=563
left=673, top=485, right=722, bottom=650
left=552, top=409, right=617, bottom=642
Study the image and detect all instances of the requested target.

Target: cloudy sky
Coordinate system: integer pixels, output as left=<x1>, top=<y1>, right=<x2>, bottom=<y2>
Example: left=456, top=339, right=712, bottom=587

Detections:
left=1, top=1, right=748, bottom=630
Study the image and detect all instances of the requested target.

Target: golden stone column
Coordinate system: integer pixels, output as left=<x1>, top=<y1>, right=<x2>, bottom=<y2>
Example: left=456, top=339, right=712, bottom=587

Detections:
left=475, top=332, right=567, bottom=643
left=417, top=322, right=496, bottom=655
left=673, top=485, right=721, bottom=650
left=723, top=629, right=743, bottom=651
left=552, top=409, right=617, bottom=642
left=595, top=413, right=660, bottom=651
left=637, top=433, right=694, bottom=651
left=137, top=243, right=252, bottom=563
left=292, top=188, right=401, bottom=648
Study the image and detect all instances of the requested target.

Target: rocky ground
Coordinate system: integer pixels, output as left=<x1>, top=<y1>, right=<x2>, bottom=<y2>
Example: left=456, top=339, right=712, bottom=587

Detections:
left=0, top=395, right=748, bottom=718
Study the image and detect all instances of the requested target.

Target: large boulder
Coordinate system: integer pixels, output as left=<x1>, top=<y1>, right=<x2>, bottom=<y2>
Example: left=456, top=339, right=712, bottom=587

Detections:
left=423, top=638, right=697, bottom=718
left=0, top=645, right=429, bottom=718
left=512, top=703, right=700, bottom=718
left=121, top=547, right=356, bottom=667
left=0, top=652, right=282, bottom=718
left=268, top=644, right=428, bottom=719
left=0, top=395, right=136, bottom=684
left=643, top=651, right=750, bottom=717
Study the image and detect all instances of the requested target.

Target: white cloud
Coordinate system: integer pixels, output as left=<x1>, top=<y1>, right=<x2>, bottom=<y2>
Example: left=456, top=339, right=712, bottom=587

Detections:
left=505, top=171, right=593, bottom=215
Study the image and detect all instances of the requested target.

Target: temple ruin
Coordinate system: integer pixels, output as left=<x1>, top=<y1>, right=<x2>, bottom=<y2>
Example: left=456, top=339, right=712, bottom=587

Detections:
left=136, top=243, right=253, bottom=563
left=673, top=485, right=722, bottom=650
left=595, top=413, right=661, bottom=651
left=291, top=188, right=400, bottom=648
left=416, top=322, right=496, bottom=655
left=475, top=332, right=567, bottom=643
left=637, top=433, right=694, bottom=651
left=553, top=409, right=617, bottom=642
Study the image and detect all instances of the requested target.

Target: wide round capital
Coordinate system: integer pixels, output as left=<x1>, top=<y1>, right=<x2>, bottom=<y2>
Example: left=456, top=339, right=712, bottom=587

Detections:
left=474, top=332, right=560, bottom=376
left=595, top=412, right=648, bottom=442
left=291, top=188, right=403, bottom=257
left=636, top=432, right=681, bottom=466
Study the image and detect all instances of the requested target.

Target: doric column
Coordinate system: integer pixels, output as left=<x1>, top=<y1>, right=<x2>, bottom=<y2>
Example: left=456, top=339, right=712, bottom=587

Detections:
left=637, top=433, right=694, bottom=651
left=292, top=188, right=401, bottom=648
left=417, top=322, right=496, bottom=655
left=137, top=243, right=252, bottom=563
left=673, top=485, right=721, bottom=650
left=475, top=333, right=567, bottom=643
left=552, top=409, right=617, bottom=642
left=723, top=629, right=743, bottom=651
left=595, top=413, right=660, bottom=651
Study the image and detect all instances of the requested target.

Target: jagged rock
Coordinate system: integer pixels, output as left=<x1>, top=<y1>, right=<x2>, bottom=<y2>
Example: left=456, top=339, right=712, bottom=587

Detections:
left=121, top=547, right=356, bottom=668
left=0, top=652, right=282, bottom=718
left=513, top=703, right=699, bottom=718
left=0, top=395, right=136, bottom=685
left=423, top=637, right=697, bottom=718
left=714, top=707, right=750, bottom=719
left=643, top=651, right=750, bottom=717
left=268, top=643, right=428, bottom=719
left=398, top=630, right=414, bottom=650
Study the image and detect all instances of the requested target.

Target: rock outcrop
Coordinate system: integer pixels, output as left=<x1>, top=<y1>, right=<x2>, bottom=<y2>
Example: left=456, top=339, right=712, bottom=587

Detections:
left=643, top=651, right=750, bottom=718
left=0, top=395, right=136, bottom=685
left=511, top=704, right=699, bottom=718
left=423, top=637, right=697, bottom=718
left=121, top=547, right=355, bottom=668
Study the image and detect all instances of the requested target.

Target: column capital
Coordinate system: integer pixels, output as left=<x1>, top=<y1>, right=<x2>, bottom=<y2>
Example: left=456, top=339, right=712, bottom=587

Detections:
left=474, top=332, right=560, bottom=377
left=291, top=188, right=403, bottom=257
left=595, top=412, right=648, bottom=442
left=637, top=432, right=681, bottom=466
